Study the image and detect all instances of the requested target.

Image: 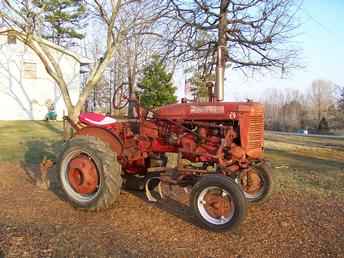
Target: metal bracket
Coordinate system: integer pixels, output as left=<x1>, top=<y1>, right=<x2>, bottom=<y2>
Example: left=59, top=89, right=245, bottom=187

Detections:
left=145, top=177, right=164, bottom=202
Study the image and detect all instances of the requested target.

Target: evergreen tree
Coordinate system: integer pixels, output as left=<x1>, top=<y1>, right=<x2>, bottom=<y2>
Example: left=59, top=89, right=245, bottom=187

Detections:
left=318, top=117, right=329, bottom=132
left=33, top=0, right=87, bottom=45
left=137, top=56, right=177, bottom=109
left=189, top=72, right=215, bottom=102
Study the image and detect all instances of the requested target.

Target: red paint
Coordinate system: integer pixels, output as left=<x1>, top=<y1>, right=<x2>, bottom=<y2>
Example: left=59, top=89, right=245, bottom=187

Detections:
left=73, top=100, right=264, bottom=175
left=68, top=154, right=99, bottom=194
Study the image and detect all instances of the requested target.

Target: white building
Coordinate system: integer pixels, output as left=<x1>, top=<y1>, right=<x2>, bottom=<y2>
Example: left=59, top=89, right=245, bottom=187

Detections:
left=0, top=28, right=91, bottom=120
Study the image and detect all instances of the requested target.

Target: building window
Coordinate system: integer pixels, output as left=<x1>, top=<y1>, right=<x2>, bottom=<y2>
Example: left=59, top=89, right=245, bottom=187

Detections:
left=7, top=31, right=16, bottom=44
left=23, top=62, right=37, bottom=79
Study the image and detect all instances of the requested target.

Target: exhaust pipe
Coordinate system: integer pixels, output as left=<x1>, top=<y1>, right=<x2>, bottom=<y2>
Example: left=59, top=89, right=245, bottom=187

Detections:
left=215, top=46, right=225, bottom=101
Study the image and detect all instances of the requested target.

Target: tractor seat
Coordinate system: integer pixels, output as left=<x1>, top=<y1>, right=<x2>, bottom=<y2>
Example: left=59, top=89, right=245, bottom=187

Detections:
left=79, top=112, right=117, bottom=126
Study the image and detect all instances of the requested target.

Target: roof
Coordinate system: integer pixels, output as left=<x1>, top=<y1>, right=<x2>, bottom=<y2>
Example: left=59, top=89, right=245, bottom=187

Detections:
left=0, top=27, right=93, bottom=65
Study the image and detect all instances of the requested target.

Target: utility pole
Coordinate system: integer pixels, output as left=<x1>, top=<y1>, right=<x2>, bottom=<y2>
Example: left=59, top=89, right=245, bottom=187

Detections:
left=215, top=0, right=229, bottom=101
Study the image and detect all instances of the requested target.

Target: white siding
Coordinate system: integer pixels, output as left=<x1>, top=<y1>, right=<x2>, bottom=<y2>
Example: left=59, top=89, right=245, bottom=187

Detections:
left=0, top=34, right=81, bottom=120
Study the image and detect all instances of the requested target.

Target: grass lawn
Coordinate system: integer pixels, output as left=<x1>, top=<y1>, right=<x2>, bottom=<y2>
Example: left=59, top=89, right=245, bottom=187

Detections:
left=0, top=121, right=343, bottom=198
left=265, top=132, right=344, bottom=198
left=0, top=121, right=64, bottom=163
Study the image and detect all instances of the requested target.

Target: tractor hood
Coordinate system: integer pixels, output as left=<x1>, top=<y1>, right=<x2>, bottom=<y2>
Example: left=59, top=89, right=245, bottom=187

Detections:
left=156, top=102, right=264, bottom=121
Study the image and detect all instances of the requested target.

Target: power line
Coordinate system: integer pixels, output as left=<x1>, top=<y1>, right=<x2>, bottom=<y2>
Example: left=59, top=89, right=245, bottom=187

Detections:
left=301, top=6, right=340, bottom=40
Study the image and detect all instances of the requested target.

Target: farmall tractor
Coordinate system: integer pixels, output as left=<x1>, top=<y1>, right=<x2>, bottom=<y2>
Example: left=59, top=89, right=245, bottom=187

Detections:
left=59, top=49, right=272, bottom=232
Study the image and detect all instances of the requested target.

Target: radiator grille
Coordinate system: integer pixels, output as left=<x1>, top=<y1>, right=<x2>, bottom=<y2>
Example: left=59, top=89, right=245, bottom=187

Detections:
left=247, top=114, right=264, bottom=150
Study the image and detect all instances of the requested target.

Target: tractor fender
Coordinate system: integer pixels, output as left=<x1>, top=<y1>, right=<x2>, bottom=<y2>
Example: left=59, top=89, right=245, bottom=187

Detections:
left=76, top=127, right=123, bottom=156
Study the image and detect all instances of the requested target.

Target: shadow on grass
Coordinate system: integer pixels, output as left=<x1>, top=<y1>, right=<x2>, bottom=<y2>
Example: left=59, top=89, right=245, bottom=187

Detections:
left=266, top=135, right=344, bottom=151
left=20, top=139, right=67, bottom=202
left=23, top=140, right=64, bottom=164
left=265, top=147, right=344, bottom=171
left=33, top=120, right=63, bottom=135
left=266, top=147, right=344, bottom=195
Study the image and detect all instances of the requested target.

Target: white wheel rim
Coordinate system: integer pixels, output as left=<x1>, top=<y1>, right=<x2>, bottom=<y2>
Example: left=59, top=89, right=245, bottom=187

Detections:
left=197, top=186, right=235, bottom=225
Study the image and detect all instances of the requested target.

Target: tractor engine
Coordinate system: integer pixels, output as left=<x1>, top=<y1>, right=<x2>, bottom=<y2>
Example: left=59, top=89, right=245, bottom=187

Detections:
left=174, top=124, right=247, bottom=173
left=152, top=101, right=264, bottom=173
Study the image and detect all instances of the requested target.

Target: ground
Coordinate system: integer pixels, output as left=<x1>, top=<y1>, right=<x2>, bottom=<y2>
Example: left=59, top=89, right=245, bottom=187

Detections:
left=0, top=121, right=343, bottom=258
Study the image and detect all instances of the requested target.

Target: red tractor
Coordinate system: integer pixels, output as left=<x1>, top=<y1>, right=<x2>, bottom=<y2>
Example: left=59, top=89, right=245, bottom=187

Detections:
left=59, top=79, right=272, bottom=231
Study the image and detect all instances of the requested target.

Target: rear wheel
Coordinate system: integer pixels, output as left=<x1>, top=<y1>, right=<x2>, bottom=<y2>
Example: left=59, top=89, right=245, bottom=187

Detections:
left=237, top=162, right=273, bottom=203
left=190, top=174, right=247, bottom=231
left=59, top=136, right=122, bottom=211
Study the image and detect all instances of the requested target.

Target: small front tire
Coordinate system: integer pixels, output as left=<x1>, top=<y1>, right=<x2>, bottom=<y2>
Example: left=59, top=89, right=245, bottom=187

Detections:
left=190, top=174, right=247, bottom=232
left=238, top=162, right=273, bottom=204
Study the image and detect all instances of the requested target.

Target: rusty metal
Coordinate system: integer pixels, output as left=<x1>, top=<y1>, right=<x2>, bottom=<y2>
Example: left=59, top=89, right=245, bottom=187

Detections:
left=204, top=191, right=232, bottom=219
left=76, top=127, right=123, bottom=155
left=67, top=154, right=99, bottom=195
left=67, top=100, right=265, bottom=196
left=177, top=168, right=209, bottom=174
left=179, top=149, right=218, bottom=159
left=182, top=121, right=234, bottom=129
left=65, top=91, right=266, bottom=203
left=241, top=169, right=262, bottom=194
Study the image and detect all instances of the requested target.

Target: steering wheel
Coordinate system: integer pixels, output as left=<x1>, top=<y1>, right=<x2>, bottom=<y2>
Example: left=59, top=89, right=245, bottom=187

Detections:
left=112, top=82, right=129, bottom=110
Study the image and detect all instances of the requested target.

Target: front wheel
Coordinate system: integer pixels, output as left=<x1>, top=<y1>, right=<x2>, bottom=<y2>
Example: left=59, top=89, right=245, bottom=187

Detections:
left=190, top=175, right=247, bottom=232
left=237, top=162, right=273, bottom=204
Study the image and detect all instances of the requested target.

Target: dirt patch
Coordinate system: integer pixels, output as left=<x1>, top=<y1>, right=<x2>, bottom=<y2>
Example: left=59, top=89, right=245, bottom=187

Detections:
left=0, top=163, right=343, bottom=258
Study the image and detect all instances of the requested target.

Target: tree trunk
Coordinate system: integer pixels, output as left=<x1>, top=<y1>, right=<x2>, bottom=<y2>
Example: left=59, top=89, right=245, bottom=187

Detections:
left=215, top=0, right=229, bottom=101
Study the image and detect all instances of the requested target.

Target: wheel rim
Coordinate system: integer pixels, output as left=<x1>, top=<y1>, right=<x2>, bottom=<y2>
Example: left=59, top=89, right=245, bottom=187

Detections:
left=197, top=186, right=235, bottom=225
left=239, top=169, right=265, bottom=199
left=61, top=150, right=101, bottom=203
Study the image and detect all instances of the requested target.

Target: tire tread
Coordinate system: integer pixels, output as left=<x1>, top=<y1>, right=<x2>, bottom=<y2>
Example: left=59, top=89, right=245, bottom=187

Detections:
left=59, top=135, right=122, bottom=211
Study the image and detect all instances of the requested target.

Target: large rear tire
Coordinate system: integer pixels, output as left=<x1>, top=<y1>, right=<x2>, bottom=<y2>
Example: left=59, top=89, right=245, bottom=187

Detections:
left=58, top=136, right=122, bottom=211
left=190, top=174, right=247, bottom=232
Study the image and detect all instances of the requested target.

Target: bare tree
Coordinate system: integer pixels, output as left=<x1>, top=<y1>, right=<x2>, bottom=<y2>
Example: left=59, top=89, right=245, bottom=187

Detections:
left=83, top=0, right=173, bottom=117
left=262, top=82, right=341, bottom=132
left=309, top=79, right=335, bottom=124
left=262, top=88, right=308, bottom=131
left=281, top=90, right=307, bottom=131
left=0, top=0, right=158, bottom=122
left=261, top=88, right=284, bottom=130
left=162, top=0, right=301, bottom=78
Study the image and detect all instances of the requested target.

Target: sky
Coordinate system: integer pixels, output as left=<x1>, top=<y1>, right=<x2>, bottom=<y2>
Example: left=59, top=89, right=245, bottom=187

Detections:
left=175, top=0, right=344, bottom=101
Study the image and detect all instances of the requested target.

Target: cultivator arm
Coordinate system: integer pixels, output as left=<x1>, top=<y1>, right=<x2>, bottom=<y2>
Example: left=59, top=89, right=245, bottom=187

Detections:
left=145, top=176, right=164, bottom=202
